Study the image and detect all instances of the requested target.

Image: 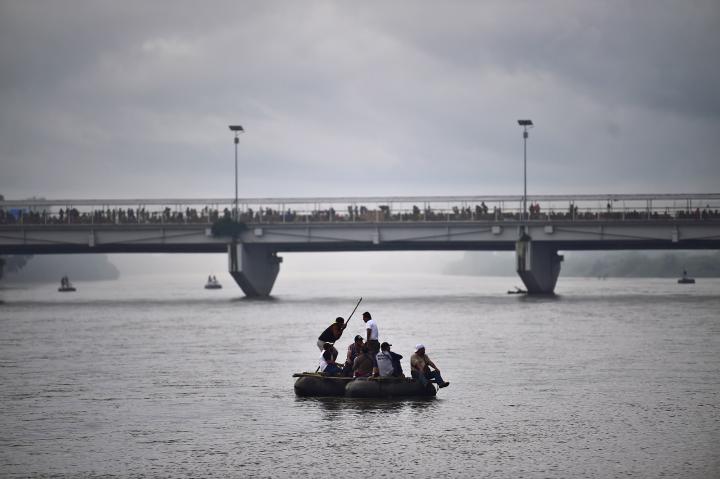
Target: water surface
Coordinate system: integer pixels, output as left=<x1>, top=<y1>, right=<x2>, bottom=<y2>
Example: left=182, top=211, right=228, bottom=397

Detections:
left=1, top=274, right=719, bottom=478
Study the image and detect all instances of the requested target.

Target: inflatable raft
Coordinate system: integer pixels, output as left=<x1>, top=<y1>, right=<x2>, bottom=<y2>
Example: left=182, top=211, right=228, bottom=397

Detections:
left=58, top=277, right=76, bottom=292
left=293, top=373, right=436, bottom=398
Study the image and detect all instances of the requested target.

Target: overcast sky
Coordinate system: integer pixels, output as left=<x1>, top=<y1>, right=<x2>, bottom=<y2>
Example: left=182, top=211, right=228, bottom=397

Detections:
left=1, top=0, right=719, bottom=201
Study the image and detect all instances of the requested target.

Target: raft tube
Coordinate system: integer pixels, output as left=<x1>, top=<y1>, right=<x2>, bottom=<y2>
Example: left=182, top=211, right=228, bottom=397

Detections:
left=293, top=373, right=436, bottom=398
left=293, top=373, right=351, bottom=397
left=345, top=377, right=436, bottom=398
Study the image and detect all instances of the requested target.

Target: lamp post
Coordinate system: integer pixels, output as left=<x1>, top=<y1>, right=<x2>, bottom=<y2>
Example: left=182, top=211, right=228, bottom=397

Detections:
left=229, top=125, right=244, bottom=221
left=517, top=119, right=533, bottom=223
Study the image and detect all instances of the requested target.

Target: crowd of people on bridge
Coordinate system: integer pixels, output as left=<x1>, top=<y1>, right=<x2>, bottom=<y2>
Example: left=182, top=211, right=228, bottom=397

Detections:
left=1, top=203, right=719, bottom=226
left=0, top=206, right=224, bottom=225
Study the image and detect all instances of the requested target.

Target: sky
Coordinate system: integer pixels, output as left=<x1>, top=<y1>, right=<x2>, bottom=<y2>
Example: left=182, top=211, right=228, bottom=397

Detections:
left=1, top=0, right=719, bottom=202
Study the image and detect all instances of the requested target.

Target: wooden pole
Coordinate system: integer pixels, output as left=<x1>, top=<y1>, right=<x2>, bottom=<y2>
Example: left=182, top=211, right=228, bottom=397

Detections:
left=343, top=297, right=363, bottom=331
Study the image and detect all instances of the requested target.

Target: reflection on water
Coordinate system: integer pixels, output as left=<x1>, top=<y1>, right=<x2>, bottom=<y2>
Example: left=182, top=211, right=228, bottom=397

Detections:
left=1, top=274, right=719, bottom=478
left=297, top=396, right=438, bottom=416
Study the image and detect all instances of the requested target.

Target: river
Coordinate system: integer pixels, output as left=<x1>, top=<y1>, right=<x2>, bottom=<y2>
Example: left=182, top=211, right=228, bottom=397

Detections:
left=1, top=273, right=719, bottom=478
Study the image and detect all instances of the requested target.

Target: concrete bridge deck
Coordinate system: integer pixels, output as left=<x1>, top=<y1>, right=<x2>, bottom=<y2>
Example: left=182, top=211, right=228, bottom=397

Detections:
left=2, top=193, right=719, bottom=295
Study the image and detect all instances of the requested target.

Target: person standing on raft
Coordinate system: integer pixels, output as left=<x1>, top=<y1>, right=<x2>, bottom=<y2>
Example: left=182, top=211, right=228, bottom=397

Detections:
left=362, top=311, right=381, bottom=376
left=317, top=317, right=346, bottom=360
left=410, top=344, right=450, bottom=388
left=362, top=312, right=380, bottom=359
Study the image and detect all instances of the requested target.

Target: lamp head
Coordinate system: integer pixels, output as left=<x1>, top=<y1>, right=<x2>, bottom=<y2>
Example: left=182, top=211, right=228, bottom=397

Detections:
left=517, top=119, right=533, bottom=126
left=229, top=125, right=244, bottom=132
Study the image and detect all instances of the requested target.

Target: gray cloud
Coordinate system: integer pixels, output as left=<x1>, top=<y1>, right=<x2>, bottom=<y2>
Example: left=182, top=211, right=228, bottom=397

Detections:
left=1, top=0, right=718, bottom=200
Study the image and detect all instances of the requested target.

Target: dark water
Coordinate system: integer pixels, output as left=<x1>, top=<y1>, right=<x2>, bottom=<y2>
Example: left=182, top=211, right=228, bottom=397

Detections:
left=1, top=274, right=719, bottom=478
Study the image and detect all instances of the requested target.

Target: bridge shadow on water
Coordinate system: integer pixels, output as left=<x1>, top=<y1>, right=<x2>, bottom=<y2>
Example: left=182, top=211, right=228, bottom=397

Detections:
left=515, top=293, right=561, bottom=304
left=255, top=293, right=530, bottom=305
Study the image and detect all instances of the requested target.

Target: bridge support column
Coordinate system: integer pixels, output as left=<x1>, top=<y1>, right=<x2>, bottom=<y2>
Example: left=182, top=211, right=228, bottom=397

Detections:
left=515, top=239, right=563, bottom=294
left=228, top=243, right=282, bottom=297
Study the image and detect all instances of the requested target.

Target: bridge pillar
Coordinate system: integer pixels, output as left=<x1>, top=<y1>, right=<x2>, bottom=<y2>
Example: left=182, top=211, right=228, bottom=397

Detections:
left=515, top=239, right=563, bottom=294
left=228, top=243, right=282, bottom=297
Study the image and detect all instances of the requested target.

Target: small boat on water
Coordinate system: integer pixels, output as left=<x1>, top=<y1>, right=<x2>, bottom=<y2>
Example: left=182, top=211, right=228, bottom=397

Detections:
left=678, top=270, right=695, bottom=284
left=58, top=276, right=76, bottom=292
left=293, top=372, right=437, bottom=398
left=507, top=286, right=527, bottom=294
left=204, top=275, right=222, bottom=289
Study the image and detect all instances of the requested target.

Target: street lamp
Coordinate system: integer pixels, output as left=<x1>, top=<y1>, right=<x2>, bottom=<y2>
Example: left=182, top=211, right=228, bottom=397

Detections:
left=517, top=119, right=533, bottom=223
left=229, top=125, right=244, bottom=221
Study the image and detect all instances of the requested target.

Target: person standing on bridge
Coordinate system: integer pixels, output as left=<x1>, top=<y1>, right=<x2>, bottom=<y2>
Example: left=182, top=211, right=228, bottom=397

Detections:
left=317, top=317, right=346, bottom=360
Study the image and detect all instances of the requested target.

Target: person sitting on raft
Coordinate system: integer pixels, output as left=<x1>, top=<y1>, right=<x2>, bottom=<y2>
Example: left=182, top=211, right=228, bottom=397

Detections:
left=410, top=344, right=449, bottom=388
left=317, top=316, right=346, bottom=360
left=318, top=342, right=342, bottom=376
left=376, top=342, right=404, bottom=377
left=352, top=345, right=375, bottom=378
left=342, top=335, right=364, bottom=376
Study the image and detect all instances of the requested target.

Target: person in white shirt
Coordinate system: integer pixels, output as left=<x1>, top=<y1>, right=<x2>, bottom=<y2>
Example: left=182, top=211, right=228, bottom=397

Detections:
left=318, top=342, right=341, bottom=375
left=362, top=311, right=380, bottom=365
left=376, top=342, right=395, bottom=377
left=363, top=311, right=380, bottom=350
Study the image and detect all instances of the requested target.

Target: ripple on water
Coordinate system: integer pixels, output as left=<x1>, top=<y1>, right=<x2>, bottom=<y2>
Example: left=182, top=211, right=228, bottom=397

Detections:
left=0, top=275, right=719, bottom=478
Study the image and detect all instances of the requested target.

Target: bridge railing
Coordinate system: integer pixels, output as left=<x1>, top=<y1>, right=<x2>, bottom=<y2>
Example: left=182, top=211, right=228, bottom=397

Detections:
left=1, top=194, right=719, bottom=226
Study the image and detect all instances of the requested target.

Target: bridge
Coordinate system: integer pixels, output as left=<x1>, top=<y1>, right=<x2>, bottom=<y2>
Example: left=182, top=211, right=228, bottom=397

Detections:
left=2, top=193, right=719, bottom=296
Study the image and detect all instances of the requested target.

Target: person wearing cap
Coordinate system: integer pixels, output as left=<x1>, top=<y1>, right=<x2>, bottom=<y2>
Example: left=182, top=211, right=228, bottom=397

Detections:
left=410, top=344, right=449, bottom=388
left=376, top=342, right=396, bottom=377
left=342, top=335, right=364, bottom=376
left=317, top=316, right=346, bottom=360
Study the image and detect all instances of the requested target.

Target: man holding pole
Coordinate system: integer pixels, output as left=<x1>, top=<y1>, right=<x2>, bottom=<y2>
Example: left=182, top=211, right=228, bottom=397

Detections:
left=314, top=298, right=363, bottom=365
left=317, top=317, right=346, bottom=360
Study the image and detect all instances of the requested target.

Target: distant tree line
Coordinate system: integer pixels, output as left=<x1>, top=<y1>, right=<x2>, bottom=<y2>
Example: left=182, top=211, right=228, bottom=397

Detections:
left=0, top=254, right=119, bottom=283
